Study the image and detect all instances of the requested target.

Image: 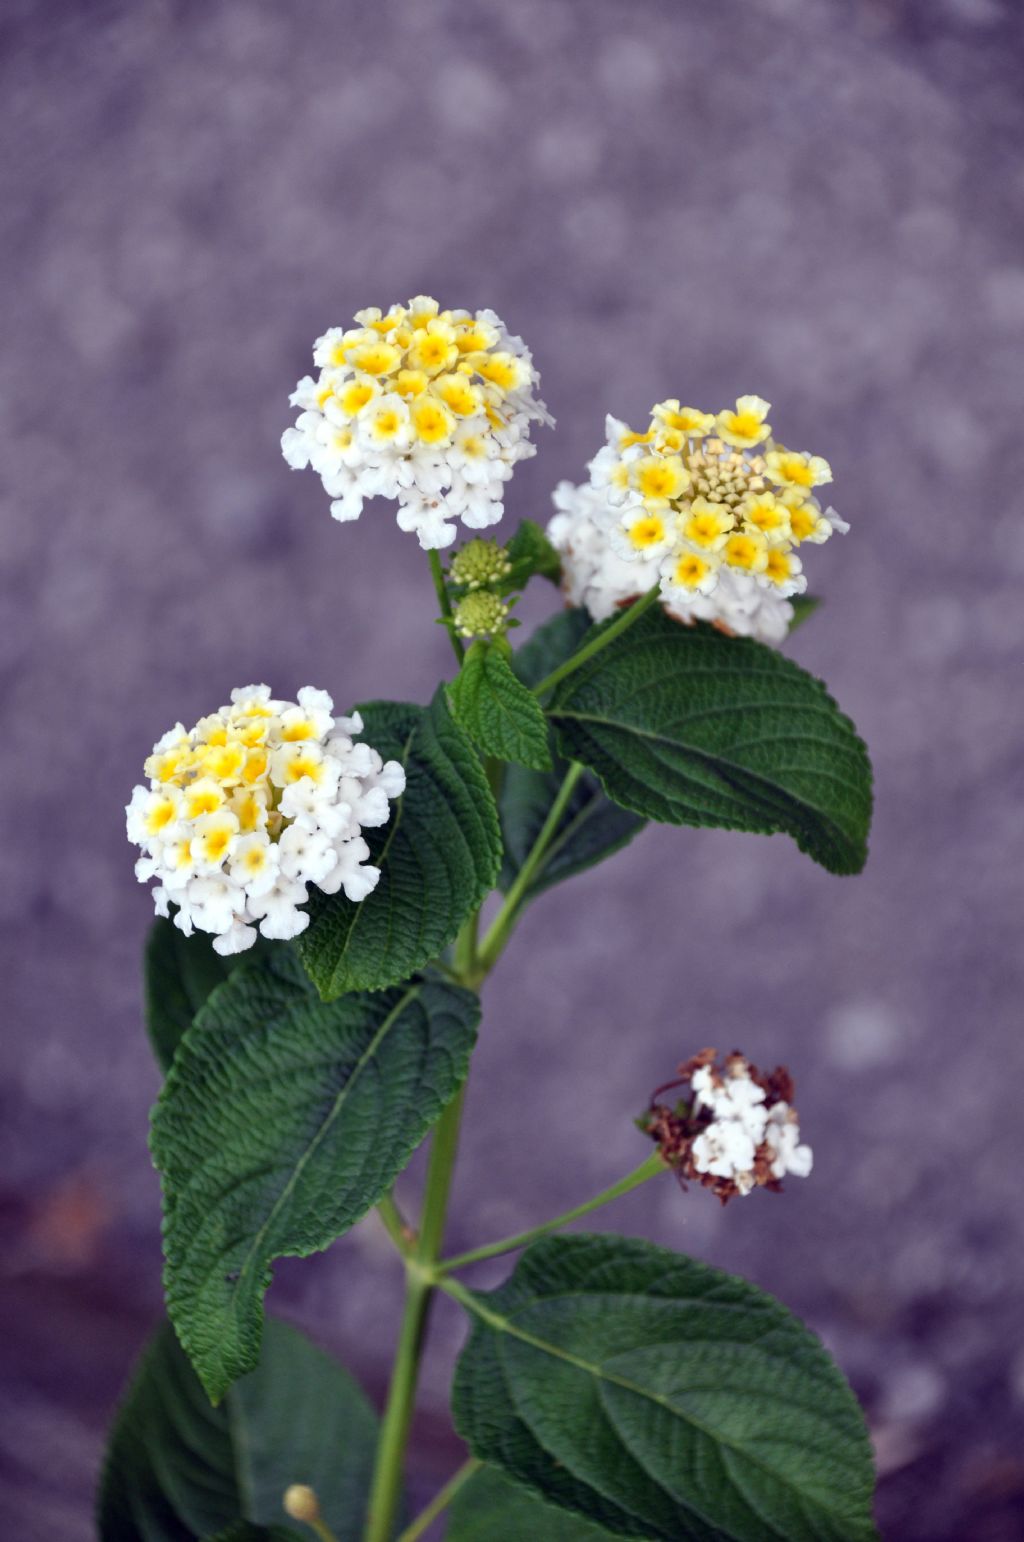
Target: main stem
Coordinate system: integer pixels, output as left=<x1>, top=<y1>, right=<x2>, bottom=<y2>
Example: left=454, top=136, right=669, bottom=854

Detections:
left=364, top=915, right=477, bottom=1542
left=366, top=561, right=655, bottom=1539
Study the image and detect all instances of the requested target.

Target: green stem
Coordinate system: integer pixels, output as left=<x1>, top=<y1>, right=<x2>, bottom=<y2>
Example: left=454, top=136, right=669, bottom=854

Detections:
left=429, top=549, right=465, bottom=665
left=439, top=1153, right=664, bottom=1275
left=310, top=1517, right=341, bottom=1542
left=475, top=761, right=584, bottom=973
left=435, top=1272, right=495, bottom=1322
left=364, top=916, right=476, bottom=1542
left=394, top=1457, right=483, bottom=1542
left=377, top=1191, right=415, bottom=1256
left=531, top=584, right=660, bottom=699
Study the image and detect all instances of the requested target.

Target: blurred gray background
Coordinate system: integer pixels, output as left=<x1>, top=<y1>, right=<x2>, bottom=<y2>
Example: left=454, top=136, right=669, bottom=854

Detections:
left=2, top=0, right=1023, bottom=1537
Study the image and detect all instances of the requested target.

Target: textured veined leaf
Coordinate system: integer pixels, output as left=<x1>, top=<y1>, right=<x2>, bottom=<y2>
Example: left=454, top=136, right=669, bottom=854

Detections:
left=547, top=607, right=872, bottom=875
left=448, top=1465, right=631, bottom=1540
left=499, top=609, right=645, bottom=898
left=448, top=640, right=553, bottom=771
left=298, top=691, right=501, bottom=999
left=144, top=917, right=281, bottom=1073
left=151, top=949, right=479, bottom=1401
left=452, top=1234, right=878, bottom=1542
left=97, top=1318, right=376, bottom=1541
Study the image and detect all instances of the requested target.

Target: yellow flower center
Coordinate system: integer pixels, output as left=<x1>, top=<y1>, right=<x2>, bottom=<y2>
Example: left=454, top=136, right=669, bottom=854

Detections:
left=674, top=553, right=711, bottom=587
left=628, top=515, right=667, bottom=550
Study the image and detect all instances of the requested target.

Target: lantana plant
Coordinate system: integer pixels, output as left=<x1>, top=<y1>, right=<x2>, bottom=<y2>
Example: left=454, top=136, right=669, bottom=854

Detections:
left=101, top=297, right=877, bottom=1542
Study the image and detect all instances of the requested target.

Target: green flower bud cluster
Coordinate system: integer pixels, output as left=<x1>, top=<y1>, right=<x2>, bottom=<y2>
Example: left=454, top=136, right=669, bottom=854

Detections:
left=452, top=590, right=511, bottom=640
left=448, top=538, right=513, bottom=592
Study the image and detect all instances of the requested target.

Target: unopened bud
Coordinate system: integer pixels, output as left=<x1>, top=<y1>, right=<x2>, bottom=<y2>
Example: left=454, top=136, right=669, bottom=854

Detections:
left=452, top=590, right=510, bottom=640
left=283, top=1484, right=321, bottom=1523
left=449, top=538, right=512, bottom=591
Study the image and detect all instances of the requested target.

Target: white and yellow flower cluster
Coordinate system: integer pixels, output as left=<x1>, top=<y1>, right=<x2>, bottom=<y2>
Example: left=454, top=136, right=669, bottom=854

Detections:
left=126, top=686, right=405, bottom=955
left=549, top=397, right=848, bottom=644
left=281, top=296, right=552, bottom=550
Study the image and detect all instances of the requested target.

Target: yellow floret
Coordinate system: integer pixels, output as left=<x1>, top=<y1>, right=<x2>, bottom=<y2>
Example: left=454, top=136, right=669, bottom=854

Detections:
left=202, top=742, right=246, bottom=784
left=232, top=789, right=269, bottom=833
left=764, top=549, right=797, bottom=586
left=455, top=322, right=498, bottom=353
left=365, top=402, right=407, bottom=444
left=144, top=791, right=179, bottom=837
left=671, top=552, right=714, bottom=589
left=740, top=491, right=791, bottom=541
left=241, top=748, right=269, bottom=785
left=434, top=373, right=483, bottom=417
left=633, top=455, right=689, bottom=503
left=681, top=500, right=734, bottom=550
left=717, top=395, right=771, bottom=449
left=349, top=341, right=403, bottom=377
left=407, top=323, right=459, bottom=375
left=194, top=812, right=239, bottom=867
left=618, top=428, right=655, bottom=450
left=786, top=500, right=829, bottom=543
left=723, top=531, right=768, bottom=573
left=183, top=778, right=226, bottom=819
left=652, top=402, right=715, bottom=438
left=145, top=747, right=187, bottom=783
left=338, top=380, right=378, bottom=416
left=412, top=397, right=456, bottom=445
left=394, top=369, right=428, bottom=400
left=765, top=448, right=832, bottom=489
left=280, top=716, right=317, bottom=743
left=280, top=749, right=325, bottom=785
left=474, top=352, right=524, bottom=393
left=626, top=512, right=668, bottom=551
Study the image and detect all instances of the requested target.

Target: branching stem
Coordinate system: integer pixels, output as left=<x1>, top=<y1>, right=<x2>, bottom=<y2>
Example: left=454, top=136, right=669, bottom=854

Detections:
left=438, top=1153, right=665, bottom=1275
left=530, top=583, right=660, bottom=699
left=394, top=1456, right=483, bottom=1542
left=475, top=760, right=584, bottom=973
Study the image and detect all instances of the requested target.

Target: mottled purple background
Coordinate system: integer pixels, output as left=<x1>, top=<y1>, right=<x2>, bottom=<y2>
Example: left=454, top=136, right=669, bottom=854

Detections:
left=2, top=1, right=1023, bottom=1537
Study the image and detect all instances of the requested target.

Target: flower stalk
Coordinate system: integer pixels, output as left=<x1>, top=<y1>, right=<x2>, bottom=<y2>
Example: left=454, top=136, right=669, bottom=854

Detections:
left=394, top=1457, right=483, bottom=1542
left=530, top=583, right=661, bottom=699
left=439, top=1152, right=665, bottom=1275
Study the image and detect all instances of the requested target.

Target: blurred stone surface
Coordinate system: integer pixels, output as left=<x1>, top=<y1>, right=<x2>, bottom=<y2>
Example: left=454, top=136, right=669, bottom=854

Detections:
left=1, top=1, right=1023, bottom=1537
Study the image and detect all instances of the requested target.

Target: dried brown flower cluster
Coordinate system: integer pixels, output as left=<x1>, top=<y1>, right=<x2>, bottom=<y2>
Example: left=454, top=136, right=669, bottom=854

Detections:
left=640, top=1048, right=811, bottom=1204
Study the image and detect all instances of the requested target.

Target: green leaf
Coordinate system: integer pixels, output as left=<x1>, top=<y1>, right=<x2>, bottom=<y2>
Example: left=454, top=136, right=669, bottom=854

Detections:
left=787, top=594, right=821, bottom=633
left=144, top=918, right=281, bottom=1074
left=548, top=608, right=872, bottom=875
left=448, top=1465, right=630, bottom=1540
left=298, top=691, right=501, bottom=1000
left=448, top=641, right=553, bottom=771
left=151, top=949, right=479, bottom=1401
left=98, top=1317, right=377, bottom=1541
left=205, top=1526, right=300, bottom=1541
left=451, top=1235, right=877, bottom=1542
left=499, top=610, right=645, bottom=898
left=504, top=519, right=562, bottom=590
